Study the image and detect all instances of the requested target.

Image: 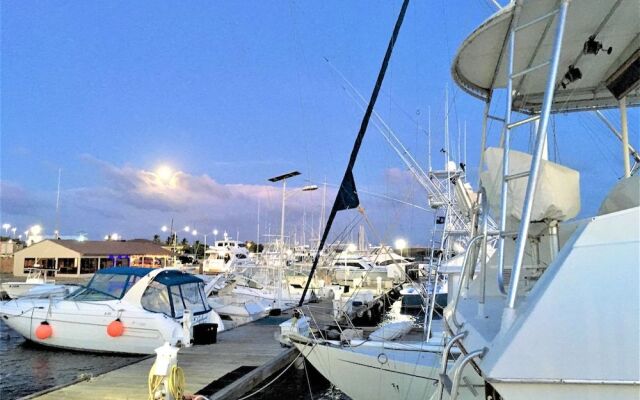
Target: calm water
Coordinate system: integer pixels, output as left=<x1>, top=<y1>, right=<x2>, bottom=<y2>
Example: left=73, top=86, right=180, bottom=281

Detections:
left=0, top=291, right=424, bottom=399
left=0, top=319, right=143, bottom=399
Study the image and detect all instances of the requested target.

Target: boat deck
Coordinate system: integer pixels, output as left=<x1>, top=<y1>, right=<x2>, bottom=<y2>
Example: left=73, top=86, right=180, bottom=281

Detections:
left=26, top=316, right=296, bottom=400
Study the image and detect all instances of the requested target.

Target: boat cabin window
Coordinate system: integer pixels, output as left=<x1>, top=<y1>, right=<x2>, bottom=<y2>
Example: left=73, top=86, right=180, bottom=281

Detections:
left=141, top=281, right=172, bottom=315
left=141, top=279, right=210, bottom=318
left=345, top=262, right=366, bottom=269
left=236, top=254, right=247, bottom=259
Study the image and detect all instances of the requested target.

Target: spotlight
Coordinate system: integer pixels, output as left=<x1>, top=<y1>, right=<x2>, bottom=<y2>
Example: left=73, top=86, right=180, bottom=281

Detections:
left=583, top=35, right=612, bottom=56
left=560, top=65, right=582, bottom=89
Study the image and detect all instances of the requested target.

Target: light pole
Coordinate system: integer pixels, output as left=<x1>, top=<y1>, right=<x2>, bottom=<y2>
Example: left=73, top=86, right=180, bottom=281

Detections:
left=213, top=229, right=219, bottom=243
left=268, top=171, right=318, bottom=311
left=2, top=223, right=11, bottom=236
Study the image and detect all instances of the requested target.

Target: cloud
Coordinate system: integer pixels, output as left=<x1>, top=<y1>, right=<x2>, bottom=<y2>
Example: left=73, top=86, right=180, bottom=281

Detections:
left=1, top=159, right=433, bottom=245
left=0, top=181, right=49, bottom=216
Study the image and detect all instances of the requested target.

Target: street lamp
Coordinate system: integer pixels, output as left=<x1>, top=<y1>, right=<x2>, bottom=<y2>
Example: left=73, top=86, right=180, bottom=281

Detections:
left=268, top=171, right=318, bottom=311
left=2, top=223, right=11, bottom=235
left=213, top=229, right=219, bottom=243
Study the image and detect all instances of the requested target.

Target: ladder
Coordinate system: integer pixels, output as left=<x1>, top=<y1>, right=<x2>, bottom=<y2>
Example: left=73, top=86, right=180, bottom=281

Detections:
left=494, top=0, right=570, bottom=312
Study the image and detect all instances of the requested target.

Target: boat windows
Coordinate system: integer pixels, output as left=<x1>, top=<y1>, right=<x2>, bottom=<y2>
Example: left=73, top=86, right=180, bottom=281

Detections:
left=141, top=281, right=172, bottom=316
left=142, top=280, right=211, bottom=319
left=180, top=282, right=208, bottom=314
left=70, top=273, right=131, bottom=301
left=236, top=254, right=247, bottom=259
left=345, top=262, right=366, bottom=269
left=170, top=285, right=185, bottom=317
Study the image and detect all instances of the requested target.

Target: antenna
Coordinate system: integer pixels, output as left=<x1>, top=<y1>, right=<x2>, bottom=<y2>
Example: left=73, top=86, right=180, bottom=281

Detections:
left=428, top=106, right=432, bottom=171
left=55, top=168, right=62, bottom=239
left=464, top=121, right=468, bottom=167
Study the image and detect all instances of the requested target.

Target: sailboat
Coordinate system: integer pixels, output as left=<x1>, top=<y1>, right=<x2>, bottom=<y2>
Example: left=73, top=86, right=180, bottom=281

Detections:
left=287, top=1, right=484, bottom=399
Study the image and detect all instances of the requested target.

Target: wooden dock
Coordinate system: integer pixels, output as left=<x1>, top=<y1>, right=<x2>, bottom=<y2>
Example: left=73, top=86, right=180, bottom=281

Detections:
left=26, top=318, right=296, bottom=400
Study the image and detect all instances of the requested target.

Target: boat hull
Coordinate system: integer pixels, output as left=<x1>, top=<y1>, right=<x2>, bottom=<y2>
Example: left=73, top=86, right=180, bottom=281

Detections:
left=293, top=339, right=442, bottom=400
left=0, top=299, right=189, bottom=354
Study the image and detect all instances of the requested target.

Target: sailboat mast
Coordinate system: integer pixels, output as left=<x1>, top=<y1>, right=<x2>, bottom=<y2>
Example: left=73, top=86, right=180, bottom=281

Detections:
left=298, top=0, right=411, bottom=306
left=55, top=168, right=61, bottom=239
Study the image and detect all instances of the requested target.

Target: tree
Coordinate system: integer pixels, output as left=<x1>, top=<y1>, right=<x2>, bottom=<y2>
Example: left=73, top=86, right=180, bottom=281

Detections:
left=153, top=234, right=161, bottom=244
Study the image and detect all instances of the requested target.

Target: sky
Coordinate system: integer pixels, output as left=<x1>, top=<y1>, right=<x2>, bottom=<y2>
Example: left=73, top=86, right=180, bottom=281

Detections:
left=1, top=1, right=638, bottom=247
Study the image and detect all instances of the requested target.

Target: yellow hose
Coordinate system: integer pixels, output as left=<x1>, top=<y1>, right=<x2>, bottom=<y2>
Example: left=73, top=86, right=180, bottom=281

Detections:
left=148, top=362, right=185, bottom=400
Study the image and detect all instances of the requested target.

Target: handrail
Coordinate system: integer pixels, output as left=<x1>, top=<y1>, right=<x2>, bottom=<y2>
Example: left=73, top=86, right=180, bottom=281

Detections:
left=450, top=348, right=486, bottom=400
left=450, top=234, right=484, bottom=329
left=437, top=332, right=467, bottom=400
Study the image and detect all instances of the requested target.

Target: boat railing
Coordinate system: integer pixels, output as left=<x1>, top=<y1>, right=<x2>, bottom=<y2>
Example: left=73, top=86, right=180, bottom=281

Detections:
left=449, top=234, right=485, bottom=329
left=298, top=303, right=360, bottom=343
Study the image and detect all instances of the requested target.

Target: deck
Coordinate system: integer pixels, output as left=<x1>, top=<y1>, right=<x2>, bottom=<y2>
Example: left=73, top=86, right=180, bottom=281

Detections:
left=26, top=317, right=295, bottom=400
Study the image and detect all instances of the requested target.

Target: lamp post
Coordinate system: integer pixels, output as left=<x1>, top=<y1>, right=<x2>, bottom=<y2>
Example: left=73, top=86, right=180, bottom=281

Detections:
left=268, top=171, right=318, bottom=311
left=2, top=223, right=11, bottom=236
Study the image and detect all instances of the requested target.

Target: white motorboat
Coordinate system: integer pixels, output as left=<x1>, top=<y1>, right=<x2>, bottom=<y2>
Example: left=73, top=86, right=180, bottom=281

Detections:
left=202, top=238, right=253, bottom=274
left=0, top=267, right=225, bottom=354
left=1, top=267, right=68, bottom=299
left=325, top=254, right=393, bottom=285
left=436, top=0, right=640, bottom=399
left=203, top=274, right=271, bottom=326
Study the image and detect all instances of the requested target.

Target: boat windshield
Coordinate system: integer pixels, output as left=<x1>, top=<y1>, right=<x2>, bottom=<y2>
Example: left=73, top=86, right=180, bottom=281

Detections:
left=68, top=273, right=142, bottom=301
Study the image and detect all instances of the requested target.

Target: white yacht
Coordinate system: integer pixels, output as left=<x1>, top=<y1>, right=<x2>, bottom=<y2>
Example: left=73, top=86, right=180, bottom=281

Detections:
left=202, top=237, right=253, bottom=274
left=436, top=0, right=640, bottom=399
left=0, top=267, right=224, bottom=354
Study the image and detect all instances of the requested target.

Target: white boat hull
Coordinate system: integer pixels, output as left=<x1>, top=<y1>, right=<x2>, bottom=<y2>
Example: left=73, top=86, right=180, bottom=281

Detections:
left=293, top=339, right=443, bottom=400
left=0, top=298, right=199, bottom=354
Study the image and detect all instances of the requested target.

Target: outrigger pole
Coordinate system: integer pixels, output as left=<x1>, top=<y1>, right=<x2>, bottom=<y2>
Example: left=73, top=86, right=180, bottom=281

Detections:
left=298, top=0, right=410, bottom=306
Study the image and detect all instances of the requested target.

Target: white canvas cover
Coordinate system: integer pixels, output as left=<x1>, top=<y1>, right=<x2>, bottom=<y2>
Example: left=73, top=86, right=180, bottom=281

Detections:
left=481, top=147, right=580, bottom=222
left=598, top=175, right=640, bottom=215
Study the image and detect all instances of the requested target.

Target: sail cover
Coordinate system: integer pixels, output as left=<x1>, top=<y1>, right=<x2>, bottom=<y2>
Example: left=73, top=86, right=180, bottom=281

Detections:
left=451, top=0, right=640, bottom=113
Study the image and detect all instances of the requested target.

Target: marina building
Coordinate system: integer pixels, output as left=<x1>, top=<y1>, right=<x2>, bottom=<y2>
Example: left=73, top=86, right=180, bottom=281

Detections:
left=12, top=239, right=173, bottom=277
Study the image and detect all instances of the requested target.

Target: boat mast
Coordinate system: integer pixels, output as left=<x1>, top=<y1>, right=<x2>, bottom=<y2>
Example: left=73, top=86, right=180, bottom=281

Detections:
left=298, top=0, right=411, bottom=306
left=55, top=168, right=61, bottom=239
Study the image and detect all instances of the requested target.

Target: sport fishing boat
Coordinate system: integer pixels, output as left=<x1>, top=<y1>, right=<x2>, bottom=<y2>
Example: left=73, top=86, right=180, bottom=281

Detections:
left=436, top=0, right=639, bottom=399
left=0, top=267, right=224, bottom=354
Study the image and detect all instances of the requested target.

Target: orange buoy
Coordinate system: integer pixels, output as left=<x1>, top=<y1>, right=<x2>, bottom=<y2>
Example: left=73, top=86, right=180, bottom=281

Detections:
left=107, top=318, right=124, bottom=337
left=35, top=321, right=52, bottom=340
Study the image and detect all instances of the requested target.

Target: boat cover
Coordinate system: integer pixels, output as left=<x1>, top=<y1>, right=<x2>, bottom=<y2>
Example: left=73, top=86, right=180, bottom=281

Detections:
left=480, top=147, right=580, bottom=222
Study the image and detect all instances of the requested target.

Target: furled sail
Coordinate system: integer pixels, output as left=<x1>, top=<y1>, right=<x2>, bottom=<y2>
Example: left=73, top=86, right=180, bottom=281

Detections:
left=298, top=0, right=410, bottom=306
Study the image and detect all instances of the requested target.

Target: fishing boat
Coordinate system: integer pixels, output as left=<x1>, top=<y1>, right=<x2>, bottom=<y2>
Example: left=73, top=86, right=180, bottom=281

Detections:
left=0, top=267, right=224, bottom=354
left=0, top=267, right=73, bottom=299
left=436, top=0, right=640, bottom=398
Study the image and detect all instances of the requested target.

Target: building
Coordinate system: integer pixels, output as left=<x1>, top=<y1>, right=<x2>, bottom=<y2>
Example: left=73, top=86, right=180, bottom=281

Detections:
left=12, top=239, right=173, bottom=277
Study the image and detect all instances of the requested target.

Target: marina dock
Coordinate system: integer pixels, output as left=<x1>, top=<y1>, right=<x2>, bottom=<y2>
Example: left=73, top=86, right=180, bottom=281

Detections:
left=20, top=284, right=403, bottom=400
left=25, top=319, right=296, bottom=400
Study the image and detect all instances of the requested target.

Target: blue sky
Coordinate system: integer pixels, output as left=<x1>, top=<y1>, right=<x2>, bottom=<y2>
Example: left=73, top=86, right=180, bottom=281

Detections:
left=1, top=1, right=637, bottom=246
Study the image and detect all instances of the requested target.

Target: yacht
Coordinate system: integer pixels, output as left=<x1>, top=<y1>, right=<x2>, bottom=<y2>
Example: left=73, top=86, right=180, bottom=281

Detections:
left=0, top=267, right=224, bottom=354
left=202, top=238, right=253, bottom=274
left=436, top=0, right=640, bottom=398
